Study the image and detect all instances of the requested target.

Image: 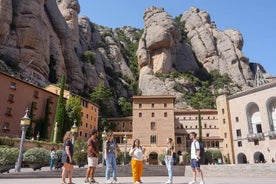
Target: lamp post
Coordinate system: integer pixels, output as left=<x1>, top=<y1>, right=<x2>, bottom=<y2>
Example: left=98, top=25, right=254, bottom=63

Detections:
left=70, top=119, right=78, bottom=145
left=15, top=108, right=31, bottom=172
left=123, top=134, right=128, bottom=165
left=101, top=128, right=107, bottom=166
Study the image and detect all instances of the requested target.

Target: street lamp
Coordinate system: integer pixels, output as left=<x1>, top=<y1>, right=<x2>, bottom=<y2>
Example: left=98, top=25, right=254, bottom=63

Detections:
left=101, top=128, right=107, bottom=166
left=123, top=134, right=128, bottom=165
left=15, top=108, right=31, bottom=172
left=70, top=119, right=78, bottom=145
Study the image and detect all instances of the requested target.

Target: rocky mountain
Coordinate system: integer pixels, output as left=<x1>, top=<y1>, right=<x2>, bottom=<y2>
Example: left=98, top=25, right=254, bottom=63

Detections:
left=0, top=1, right=274, bottom=114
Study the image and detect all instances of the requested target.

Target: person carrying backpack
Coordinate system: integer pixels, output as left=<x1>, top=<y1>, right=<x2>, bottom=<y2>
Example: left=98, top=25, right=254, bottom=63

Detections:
left=188, top=132, right=205, bottom=184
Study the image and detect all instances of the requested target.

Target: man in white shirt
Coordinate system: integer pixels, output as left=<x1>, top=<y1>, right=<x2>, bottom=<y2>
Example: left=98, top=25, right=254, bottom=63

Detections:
left=189, top=132, right=205, bottom=184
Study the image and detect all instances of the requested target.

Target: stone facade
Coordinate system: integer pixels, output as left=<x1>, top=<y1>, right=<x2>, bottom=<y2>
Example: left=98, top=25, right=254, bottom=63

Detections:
left=0, top=71, right=58, bottom=139
left=217, top=81, right=276, bottom=164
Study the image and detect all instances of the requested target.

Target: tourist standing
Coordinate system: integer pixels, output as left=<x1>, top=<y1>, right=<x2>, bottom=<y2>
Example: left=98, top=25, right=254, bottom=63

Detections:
left=104, top=132, right=119, bottom=183
left=164, top=138, right=174, bottom=184
left=129, top=139, right=145, bottom=183
left=84, top=129, right=99, bottom=183
left=188, top=132, right=205, bottom=184
left=61, top=131, right=74, bottom=184
left=50, top=147, right=56, bottom=170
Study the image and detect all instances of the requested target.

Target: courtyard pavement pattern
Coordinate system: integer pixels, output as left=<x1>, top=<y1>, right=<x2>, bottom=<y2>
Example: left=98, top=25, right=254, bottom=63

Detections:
left=0, top=167, right=275, bottom=184
left=0, top=176, right=276, bottom=184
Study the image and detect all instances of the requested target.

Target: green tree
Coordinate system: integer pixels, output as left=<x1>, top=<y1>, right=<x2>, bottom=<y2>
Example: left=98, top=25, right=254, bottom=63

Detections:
left=197, top=109, right=203, bottom=143
left=51, top=75, right=66, bottom=143
left=90, top=82, right=113, bottom=117
left=118, top=97, right=132, bottom=116
left=40, top=98, right=50, bottom=139
left=65, top=96, right=82, bottom=131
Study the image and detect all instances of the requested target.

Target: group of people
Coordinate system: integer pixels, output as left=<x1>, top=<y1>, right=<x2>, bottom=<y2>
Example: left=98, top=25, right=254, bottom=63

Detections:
left=58, top=129, right=205, bottom=184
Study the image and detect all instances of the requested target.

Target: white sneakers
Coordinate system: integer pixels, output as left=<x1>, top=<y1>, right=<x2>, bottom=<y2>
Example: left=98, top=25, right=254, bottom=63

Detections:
left=188, top=181, right=205, bottom=184
left=165, top=179, right=173, bottom=184
left=106, top=179, right=120, bottom=184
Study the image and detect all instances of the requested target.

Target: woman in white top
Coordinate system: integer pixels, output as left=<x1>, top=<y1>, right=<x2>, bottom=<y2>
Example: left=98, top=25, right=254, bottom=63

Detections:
left=129, top=139, right=145, bottom=183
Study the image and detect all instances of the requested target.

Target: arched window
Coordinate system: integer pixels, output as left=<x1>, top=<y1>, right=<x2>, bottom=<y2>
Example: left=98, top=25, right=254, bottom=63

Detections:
left=266, top=97, right=276, bottom=131
left=246, top=103, right=262, bottom=134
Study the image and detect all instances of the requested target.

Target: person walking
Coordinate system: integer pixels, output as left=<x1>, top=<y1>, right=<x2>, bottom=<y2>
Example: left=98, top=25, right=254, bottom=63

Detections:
left=189, top=132, right=205, bottom=184
left=61, top=131, right=74, bottom=184
left=104, top=132, right=119, bottom=183
left=164, top=138, right=174, bottom=184
left=84, top=129, right=99, bottom=184
left=129, top=139, right=145, bottom=184
left=50, top=147, right=56, bottom=170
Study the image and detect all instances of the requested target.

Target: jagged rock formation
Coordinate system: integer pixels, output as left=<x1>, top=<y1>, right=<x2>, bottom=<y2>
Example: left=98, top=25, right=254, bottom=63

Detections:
left=137, top=7, right=199, bottom=106
left=181, top=7, right=254, bottom=86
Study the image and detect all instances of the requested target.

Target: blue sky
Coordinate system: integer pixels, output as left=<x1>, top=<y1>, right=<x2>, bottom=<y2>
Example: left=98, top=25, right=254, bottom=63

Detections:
left=78, top=0, right=276, bottom=76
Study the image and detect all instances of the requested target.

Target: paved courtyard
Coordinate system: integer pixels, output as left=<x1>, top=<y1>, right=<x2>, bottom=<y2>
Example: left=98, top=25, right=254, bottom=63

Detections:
left=0, top=176, right=275, bottom=184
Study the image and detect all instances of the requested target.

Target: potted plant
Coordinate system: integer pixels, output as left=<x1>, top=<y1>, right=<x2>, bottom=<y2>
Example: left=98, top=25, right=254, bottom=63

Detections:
left=0, top=147, right=19, bottom=173
left=73, top=151, right=87, bottom=168
left=23, top=147, right=50, bottom=171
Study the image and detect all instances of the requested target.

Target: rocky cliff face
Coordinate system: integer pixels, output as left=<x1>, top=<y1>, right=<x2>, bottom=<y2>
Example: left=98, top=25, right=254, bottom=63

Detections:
left=0, top=2, right=273, bottom=112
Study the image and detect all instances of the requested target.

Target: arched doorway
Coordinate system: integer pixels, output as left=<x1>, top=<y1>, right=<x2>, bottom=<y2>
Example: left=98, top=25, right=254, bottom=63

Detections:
left=254, top=151, right=265, bottom=163
left=237, top=153, right=247, bottom=164
left=148, top=152, right=158, bottom=165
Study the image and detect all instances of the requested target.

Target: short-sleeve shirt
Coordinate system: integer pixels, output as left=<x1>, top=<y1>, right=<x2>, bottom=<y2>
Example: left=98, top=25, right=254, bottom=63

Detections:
left=105, top=140, right=116, bottom=154
left=87, top=137, right=99, bottom=157
left=64, top=140, right=74, bottom=157
left=130, top=147, right=143, bottom=161
left=190, top=140, right=200, bottom=159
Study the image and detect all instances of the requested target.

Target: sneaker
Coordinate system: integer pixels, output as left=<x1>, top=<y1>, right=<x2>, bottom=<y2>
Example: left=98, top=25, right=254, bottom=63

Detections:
left=113, top=178, right=119, bottom=183
left=106, top=179, right=113, bottom=184
left=200, top=181, right=205, bottom=184
left=135, top=182, right=140, bottom=184
left=188, top=181, right=196, bottom=184
left=166, top=180, right=173, bottom=184
left=84, top=179, right=90, bottom=184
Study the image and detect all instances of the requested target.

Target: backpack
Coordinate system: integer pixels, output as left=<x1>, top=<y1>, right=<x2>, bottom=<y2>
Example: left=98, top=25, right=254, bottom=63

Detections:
left=194, top=141, right=205, bottom=157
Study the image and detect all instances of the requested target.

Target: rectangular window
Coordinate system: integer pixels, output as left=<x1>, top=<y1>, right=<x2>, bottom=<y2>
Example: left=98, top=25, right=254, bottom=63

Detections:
left=150, top=135, right=156, bottom=144
left=151, top=122, right=156, bottom=130
left=164, top=112, right=167, bottom=117
left=151, top=103, right=154, bottom=108
left=224, top=133, right=227, bottom=138
left=5, top=107, right=12, bottom=116
left=256, top=124, right=262, bottom=133
left=176, top=137, right=182, bottom=144
left=151, top=112, right=155, bottom=117
left=222, top=108, right=225, bottom=114
left=8, top=94, right=14, bottom=102
left=10, top=82, right=16, bottom=90
left=139, top=112, right=142, bottom=117
left=238, top=141, right=242, bottom=147
left=164, top=103, right=167, bottom=108
left=223, top=119, right=226, bottom=124
left=139, top=104, right=142, bottom=108
left=254, top=140, right=259, bottom=145
left=235, top=117, right=239, bottom=122
left=33, top=91, right=39, bottom=98
left=86, top=114, right=89, bottom=119
left=236, top=129, right=242, bottom=137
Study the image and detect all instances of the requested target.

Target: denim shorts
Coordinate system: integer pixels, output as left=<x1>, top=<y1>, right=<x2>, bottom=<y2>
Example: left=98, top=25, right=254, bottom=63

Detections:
left=190, top=159, right=200, bottom=169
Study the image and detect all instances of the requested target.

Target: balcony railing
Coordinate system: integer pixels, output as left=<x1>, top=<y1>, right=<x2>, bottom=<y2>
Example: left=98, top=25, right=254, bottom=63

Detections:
left=247, top=132, right=265, bottom=141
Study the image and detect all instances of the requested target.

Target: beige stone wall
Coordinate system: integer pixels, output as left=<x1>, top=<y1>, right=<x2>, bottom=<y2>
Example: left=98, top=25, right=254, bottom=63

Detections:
left=228, top=81, right=276, bottom=164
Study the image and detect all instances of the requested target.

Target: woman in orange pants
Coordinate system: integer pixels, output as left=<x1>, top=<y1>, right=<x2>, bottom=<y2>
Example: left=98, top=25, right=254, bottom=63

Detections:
left=129, top=139, right=145, bottom=183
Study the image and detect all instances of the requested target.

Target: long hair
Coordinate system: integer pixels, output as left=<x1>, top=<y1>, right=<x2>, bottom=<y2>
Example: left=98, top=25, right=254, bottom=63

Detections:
left=132, top=139, right=140, bottom=148
left=63, top=131, right=72, bottom=142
